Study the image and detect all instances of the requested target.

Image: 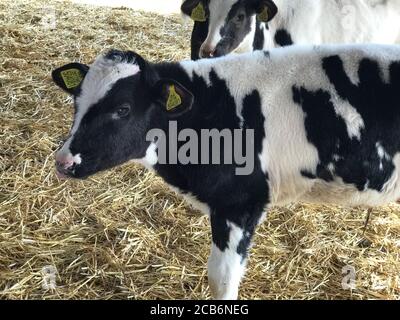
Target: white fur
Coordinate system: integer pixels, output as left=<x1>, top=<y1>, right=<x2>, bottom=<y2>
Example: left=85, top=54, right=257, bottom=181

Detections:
left=179, top=43, right=400, bottom=300
left=195, top=0, right=400, bottom=57
left=180, top=43, right=400, bottom=207
left=135, top=142, right=158, bottom=169
left=208, top=221, right=246, bottom=300
left=73, top=153, right=82, bottom=164
left=232, top=15, right=256, bottom=54
left=267, top=0, right=400, bottom=47
left=332, top=98, right=365, bottom=141
left=181, top=192, right=211, bottom=215
left=203, top=0, right=234, bottom=49
left=200, top=0, right=256, bottom=57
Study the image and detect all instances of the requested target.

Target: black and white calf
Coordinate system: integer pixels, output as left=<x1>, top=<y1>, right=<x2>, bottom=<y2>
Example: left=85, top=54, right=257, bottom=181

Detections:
left=181, top=0, right=277, bottom=59
left=53, top=44, right=400, bottom=299
left=182, top=0, right=400, bottom=59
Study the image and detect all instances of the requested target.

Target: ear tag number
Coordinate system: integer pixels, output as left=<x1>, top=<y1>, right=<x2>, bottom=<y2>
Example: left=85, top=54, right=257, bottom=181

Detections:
left=258, top=6, right=269, bottom=22
left=191, top=2, right=207, bottom=22
left=60, top=69, right=84, bottom=89
left=166, top=85, right=182, bottom=111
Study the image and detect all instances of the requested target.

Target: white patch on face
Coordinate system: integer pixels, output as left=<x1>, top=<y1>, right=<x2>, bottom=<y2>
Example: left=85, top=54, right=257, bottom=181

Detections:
left=57, top=54, right=140, bottom=161
left=234, top=15, right=256, bottom=54
left=74, top=153, right=82, bottom=165
left=135, top=142, right=158, bottom=169
left=201, top=0, right=239, bottom=53
left=207, top=221, right=246, bottom=300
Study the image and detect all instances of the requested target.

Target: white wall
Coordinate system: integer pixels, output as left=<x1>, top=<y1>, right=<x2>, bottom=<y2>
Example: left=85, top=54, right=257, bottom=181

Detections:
left=72, top=0, right=181, bottom=14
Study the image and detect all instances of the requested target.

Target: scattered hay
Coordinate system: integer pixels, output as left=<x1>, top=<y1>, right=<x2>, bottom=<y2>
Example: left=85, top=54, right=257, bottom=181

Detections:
left=1, top=0, right=400, bottom=300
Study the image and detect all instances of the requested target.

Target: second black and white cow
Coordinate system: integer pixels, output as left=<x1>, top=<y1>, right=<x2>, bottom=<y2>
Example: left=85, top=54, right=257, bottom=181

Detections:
left=52, top=44, right=400, bottom=299
left=181, top=0, right=400, bottom=59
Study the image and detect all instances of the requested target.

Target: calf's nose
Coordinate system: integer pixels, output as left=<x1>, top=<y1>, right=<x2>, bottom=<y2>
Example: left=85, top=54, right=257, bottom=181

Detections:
left=200, top=45, right=215, bottom=58
left=55, top=153, right=76, bottom=174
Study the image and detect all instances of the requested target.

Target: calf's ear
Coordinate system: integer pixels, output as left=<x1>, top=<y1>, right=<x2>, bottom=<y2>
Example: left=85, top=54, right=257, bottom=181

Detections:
left=52, top=63, right=89, bottom=95
left=181, top=0, right=207, bottom=22
left=250, top=0, right=278, bottom=23
left=152, top=79, right=194, bottom=118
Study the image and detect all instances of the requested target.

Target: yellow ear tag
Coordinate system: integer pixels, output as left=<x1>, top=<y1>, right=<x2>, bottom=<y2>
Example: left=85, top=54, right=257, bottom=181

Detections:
left=166, top=85, right=182, bottom=111
left=60, top=69, right=84, bottom=89
left=257, top=6, right=269, bottom=23
left=191, top=2, right=207, bottom=22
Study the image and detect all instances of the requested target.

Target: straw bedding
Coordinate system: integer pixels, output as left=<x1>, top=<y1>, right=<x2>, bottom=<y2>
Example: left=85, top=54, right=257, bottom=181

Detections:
left=1, top=0, right=400, bottom=300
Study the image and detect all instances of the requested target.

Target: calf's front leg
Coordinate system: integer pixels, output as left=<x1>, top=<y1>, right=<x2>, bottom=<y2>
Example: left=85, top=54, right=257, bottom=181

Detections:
left=207, top=211, right=260, bottom=300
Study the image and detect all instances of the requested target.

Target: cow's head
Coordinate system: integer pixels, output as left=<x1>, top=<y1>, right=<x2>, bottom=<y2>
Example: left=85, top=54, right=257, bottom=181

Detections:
left=181, top=0, right=277, bottom=58
left=52, top=50, right=193, bottom=179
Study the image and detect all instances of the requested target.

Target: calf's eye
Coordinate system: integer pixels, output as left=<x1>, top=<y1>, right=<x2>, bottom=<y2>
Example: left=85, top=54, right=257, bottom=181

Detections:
left=116, top=104, right=131, bottom=118
left=236, top=14, right=245, bottom=22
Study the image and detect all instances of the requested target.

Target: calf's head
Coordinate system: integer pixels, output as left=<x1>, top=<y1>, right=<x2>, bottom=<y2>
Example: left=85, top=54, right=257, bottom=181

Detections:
left=181, top=0, right=277, bottom=58
left=52, top=50, right=193, bottom=179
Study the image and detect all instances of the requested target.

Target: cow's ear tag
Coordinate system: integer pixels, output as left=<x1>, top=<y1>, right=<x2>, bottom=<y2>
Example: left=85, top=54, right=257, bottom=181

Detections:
left=166, top=85, right=182, bottom=111
left=60, top=68, right=84, bottom=89
left=257, top=6, right=269, bottom=22
left=191, top=2, right=207, bottom=22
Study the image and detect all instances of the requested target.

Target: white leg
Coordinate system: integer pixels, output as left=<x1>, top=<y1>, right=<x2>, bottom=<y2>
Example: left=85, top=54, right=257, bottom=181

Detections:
left=207, top=222, right=247, bottom=300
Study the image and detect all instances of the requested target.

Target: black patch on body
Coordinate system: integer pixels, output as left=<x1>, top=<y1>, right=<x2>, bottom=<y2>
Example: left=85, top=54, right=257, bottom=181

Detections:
left=293, top=55, right=400, bottom=192
left=274, top=29, right=294, bottom=47
left=242, top=90, right=266, bottom=156
left=153, top=63, right=269, bottom=256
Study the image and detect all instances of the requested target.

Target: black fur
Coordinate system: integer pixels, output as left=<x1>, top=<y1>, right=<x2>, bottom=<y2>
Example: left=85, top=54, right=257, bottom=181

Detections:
left=61, top=52, right=270, bottom=259
left=274, top=29, right=293, bottom=47
left=190, top=21, right=209, bottom=60
left=253, top=20, right=265, bottom=50
left=153, top=64, right=269, bottom=256
left=69, top=75, right=157, bottom=178
left=293, top=55, right=400, bottom=192
left=54, top=47, right=400, bottom=297
left=214, top=1, right=253, bottom=57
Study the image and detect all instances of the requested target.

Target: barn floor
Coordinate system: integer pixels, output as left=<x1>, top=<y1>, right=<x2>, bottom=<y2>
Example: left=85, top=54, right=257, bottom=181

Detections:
left=1, top=0, right=400, bottom=300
